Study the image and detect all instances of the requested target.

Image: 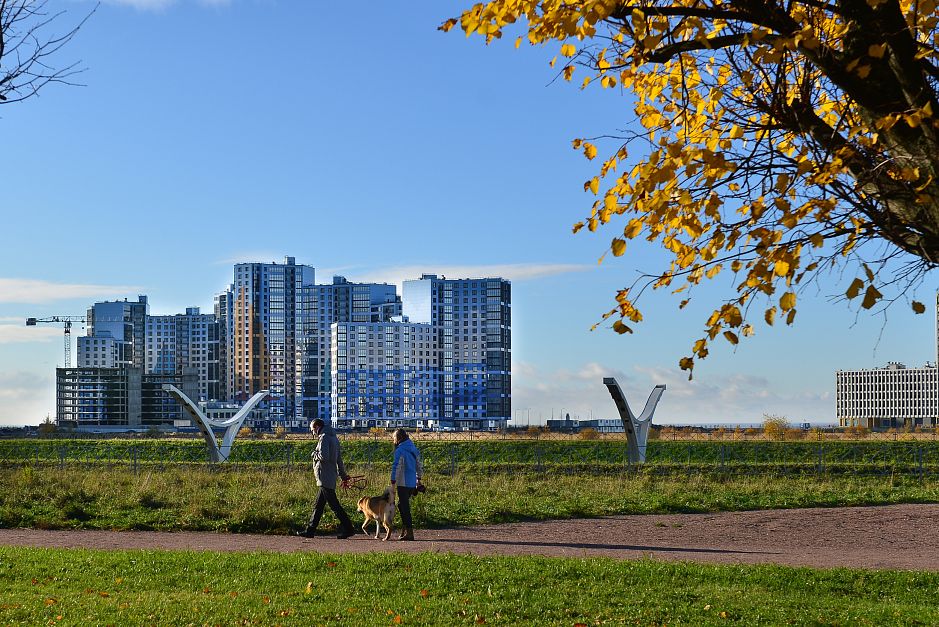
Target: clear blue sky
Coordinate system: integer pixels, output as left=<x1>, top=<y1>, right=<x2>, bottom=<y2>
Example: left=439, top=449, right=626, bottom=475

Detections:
left=1, top=0, right=934, bottom=426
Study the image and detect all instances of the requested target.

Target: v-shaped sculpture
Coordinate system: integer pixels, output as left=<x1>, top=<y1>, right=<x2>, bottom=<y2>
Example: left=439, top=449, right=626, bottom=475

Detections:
left=603, top=378, right=666, bottom=464
left=163, top=384, right=269, bottom=463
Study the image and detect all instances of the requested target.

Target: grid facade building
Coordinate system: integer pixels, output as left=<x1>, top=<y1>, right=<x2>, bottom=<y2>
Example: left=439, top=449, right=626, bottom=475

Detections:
left=146, top=307, right=221, bottom=402
left=56, top=366, right=198, bottom=431
left=305, top=277, right=402, bottom=422
left=331, top=321, right=438, bottom=428
left=835, top=293, right=939, bottom=429
left=86, top=296, right=149, bottom=370
left=401, top=275, right=511, bottom=430
left=216, top=257, right=316, bottom=430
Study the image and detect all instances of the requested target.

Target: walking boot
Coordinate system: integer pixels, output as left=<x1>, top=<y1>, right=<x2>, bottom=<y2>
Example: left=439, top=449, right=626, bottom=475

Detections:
left=397, top=527, right=408, bottom=540
left=400, top=527, right=414, bottom=541
left=336, top=526, right=356, bottom=540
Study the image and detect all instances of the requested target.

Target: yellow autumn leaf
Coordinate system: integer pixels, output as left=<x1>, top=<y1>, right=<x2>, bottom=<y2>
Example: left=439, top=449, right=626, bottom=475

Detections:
left=764, top=307, right=776, bottom=326
left=912, top=301, right=926, bottom=314
left=583, top=142, right=597, bottom=160
left=723, top=330, right=739, bottom=345
left=774, top=261, right=790, bottom=276
left=780, top=292, right=796, bottom=311
left=560, top=43, right=576, bottom=56
left=611, top=238, right=626, bottom=256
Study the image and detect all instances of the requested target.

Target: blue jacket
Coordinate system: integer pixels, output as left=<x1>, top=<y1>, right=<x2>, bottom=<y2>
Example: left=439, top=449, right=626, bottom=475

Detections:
left=391, top=439, right=423, bottom=488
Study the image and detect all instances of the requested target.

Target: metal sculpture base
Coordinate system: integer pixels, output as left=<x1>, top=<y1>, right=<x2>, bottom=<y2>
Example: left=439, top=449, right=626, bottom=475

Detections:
left=603, top=378, right=666, bottom=464
left=163, top=385, right=268, bottom=463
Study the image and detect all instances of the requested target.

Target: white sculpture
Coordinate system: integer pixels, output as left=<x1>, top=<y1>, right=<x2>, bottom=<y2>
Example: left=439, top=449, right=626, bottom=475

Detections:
left=162, top=384, right=269, bottom=463
left=603, top=378, right=666, bottom=464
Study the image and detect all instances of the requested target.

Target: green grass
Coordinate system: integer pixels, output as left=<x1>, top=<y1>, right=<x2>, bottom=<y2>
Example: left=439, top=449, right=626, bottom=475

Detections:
left=5, top=438, right=939, bottom=471
left=2, top=466, right=938, bottom=533
left=0, top=547, right=936, bottom=625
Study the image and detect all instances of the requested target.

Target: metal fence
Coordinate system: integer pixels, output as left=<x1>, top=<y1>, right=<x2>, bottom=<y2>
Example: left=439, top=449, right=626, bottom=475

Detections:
left=3, top=440, right=939, bottom=478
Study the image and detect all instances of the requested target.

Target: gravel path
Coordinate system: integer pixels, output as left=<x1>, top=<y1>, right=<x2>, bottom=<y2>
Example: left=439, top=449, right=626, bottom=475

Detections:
left=2, top=504, right=937, bottom=571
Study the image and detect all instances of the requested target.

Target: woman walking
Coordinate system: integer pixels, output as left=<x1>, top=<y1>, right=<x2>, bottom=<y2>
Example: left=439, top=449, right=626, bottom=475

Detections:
left=389, top=429, right=423, bottom=541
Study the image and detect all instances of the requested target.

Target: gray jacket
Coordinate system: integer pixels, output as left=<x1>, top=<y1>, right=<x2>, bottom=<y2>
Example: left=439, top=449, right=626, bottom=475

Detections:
left=311, top=424, right=349, bottom=489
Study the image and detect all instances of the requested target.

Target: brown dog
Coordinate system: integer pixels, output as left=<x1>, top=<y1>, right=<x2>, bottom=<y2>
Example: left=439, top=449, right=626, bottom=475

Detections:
left=357, top=485, right=396, bottom=541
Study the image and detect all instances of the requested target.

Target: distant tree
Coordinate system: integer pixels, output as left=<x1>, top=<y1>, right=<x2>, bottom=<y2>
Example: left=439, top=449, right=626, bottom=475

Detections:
left=445, top=0, right=939, bottom=375
left=762, top=414, right=790, bottom=439
left=1, top=0, right=92, bottom=105
left=37, top=414, right=56, bottom=435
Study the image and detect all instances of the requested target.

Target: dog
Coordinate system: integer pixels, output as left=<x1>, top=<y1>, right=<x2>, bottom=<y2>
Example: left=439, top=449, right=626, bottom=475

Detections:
left=357, top=485, right=396, bottom=541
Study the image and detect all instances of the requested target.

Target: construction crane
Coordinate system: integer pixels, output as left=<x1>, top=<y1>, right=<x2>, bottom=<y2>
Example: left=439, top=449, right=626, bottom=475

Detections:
left=25, top=316, right=86, bottom=368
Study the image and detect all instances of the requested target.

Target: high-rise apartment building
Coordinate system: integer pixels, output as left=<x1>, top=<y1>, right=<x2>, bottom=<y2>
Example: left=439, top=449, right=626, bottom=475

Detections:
left=305, top=277, right=402, bottom=422
left=146, top=307, right=221, bottom=402
left=86, top=296, right=149, bottom=370
left=331, top=320, right=438, bottom=428
left=216, top=256, right=316, bottom=429
left=835, top=293, right=939, bottom=429
left=400, top=275, right=511, bottom=430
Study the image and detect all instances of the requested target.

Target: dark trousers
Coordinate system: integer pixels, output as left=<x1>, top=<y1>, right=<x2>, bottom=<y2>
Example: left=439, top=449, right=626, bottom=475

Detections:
left=307, top=487, right=353, bottom=532
left=396, top=486, right=413, bottom=528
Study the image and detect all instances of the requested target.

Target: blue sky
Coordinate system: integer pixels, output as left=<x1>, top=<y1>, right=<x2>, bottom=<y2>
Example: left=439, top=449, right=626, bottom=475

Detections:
left=0, top=0, right=935, bottom=426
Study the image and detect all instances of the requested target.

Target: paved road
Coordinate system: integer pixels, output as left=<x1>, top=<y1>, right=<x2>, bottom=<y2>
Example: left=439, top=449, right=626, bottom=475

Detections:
left=1, top=504, right=937, bottom=570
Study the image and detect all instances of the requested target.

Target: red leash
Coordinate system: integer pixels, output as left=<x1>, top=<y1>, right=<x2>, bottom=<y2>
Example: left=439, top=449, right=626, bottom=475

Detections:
left=340, top=475, right=367, bottom=490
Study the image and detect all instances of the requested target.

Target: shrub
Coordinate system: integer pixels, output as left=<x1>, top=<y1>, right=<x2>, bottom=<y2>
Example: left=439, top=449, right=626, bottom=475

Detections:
left=273, top=426, right=287, bottom=439
left=238, top=427, right=253, bottom=439
left=762, top=415, right=790, bottom=441
left=38, top=415, right=57, bottom=436
left=578, top=428, right=599, bottom=440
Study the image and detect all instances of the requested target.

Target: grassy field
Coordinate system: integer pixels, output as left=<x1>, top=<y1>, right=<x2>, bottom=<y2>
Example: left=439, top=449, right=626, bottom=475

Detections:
left=2, top=466, right=938, bottom=533
left=0, top=547, right=936, bottom=625
left=4, top=438, right=939, bottom=474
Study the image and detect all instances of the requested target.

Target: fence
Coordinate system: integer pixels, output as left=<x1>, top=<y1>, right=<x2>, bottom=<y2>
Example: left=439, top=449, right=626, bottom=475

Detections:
left=3, top=439, right=939, bottom=478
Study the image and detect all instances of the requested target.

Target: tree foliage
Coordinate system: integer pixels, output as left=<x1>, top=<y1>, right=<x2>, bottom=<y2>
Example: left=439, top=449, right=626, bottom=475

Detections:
left=0, top=0, right=91, bottom=105
left=443, top=0, right=939, bottom=374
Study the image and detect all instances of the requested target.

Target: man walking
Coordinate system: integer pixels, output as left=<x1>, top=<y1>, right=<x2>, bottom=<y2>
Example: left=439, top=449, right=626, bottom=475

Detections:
left=297, top=418, right=356, bottom=539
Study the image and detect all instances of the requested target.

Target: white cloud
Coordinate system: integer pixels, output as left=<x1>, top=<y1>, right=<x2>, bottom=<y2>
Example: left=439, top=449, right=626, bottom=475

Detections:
left=350, top=263, right=590, bottom=287
left=512, top=361, right=833, bottom=426
left=0, top=278, right=141, bottom=304
left=0, top=371, right=54, bottom=426
left=0, top=325, right=61, bottom=344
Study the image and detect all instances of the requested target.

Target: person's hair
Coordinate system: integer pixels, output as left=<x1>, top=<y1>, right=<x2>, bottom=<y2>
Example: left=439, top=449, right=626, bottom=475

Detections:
left=392, top=428, right=409, bottom=445
left=311, top=419, right=325, bottom=430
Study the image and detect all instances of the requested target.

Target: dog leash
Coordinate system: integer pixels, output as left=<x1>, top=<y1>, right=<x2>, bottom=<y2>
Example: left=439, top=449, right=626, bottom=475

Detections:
left=340, top=475, right=367, bottom=490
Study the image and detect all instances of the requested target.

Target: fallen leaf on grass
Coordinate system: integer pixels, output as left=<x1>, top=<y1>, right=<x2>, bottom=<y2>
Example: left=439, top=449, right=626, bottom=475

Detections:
left=44, top=599, right=56, bottom=606
left=326, top=562, right=337, bottom=568
left=719, top=611, right=728, bottom=619
left=305, top=582, right=313, bottom=594
left=393, top=615, right=402, bottom=624
left=98, top=592, right=109, bottom=598
left=263, top=596, right=271, bottom=604
left=475, top=615, right=486, bottom=624
left=419, top=590, right=429, bottom=598
left=279, top=610, right=291, bottom=617
left=230, top=592, right=238, bottom=599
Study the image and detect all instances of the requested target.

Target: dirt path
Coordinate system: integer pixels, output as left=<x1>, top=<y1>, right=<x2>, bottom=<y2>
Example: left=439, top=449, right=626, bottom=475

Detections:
left=1, top=504, right=937, bottom=571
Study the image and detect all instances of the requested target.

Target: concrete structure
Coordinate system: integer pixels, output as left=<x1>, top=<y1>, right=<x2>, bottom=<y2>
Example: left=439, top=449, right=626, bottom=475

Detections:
left=56, top=366, right=198, bottom=431
left=402, top=275, right=511, bottom=430
left=331, top=320, right=438, bottom=429
left=163, top=384, right=268, bottom=462
left=603, top=378, right=666, bottom=463
left=835, top=293, right=939, bottom=429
